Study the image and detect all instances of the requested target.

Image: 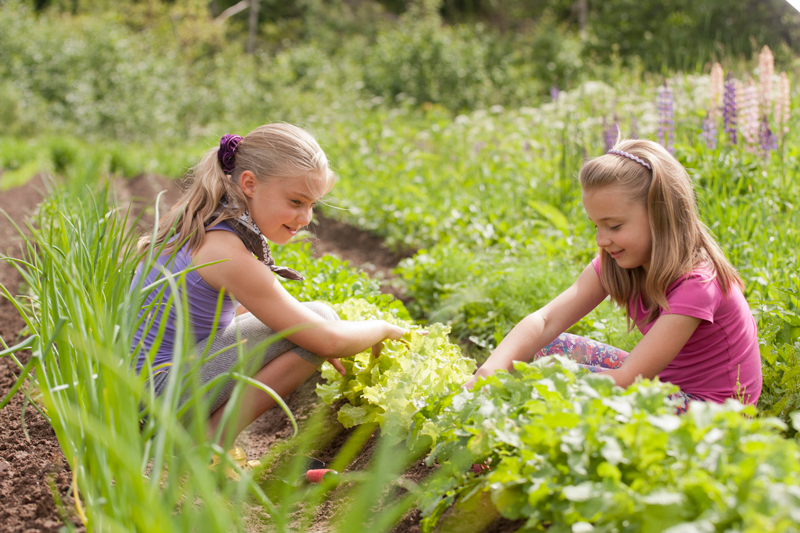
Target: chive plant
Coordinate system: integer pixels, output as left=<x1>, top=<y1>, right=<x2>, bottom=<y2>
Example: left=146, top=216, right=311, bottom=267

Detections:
left=0, top=166, right=433, bottom=532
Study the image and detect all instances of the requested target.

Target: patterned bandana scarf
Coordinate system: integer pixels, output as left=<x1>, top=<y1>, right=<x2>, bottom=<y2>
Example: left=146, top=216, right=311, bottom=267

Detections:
left=211, top=200, right=304, bottom=281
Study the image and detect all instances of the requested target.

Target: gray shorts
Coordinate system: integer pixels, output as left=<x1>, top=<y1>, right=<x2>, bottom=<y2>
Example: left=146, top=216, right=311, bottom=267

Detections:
left=148, top=301, right=338, bottom=415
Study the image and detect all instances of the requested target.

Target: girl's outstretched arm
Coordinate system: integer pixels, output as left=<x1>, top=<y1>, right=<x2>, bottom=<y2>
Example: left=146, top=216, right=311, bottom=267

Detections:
left=193, top=231, right=407, bottom=359
left=600, top=314, right=700, bottom=387
left=465, top=263, right=608, bottom=389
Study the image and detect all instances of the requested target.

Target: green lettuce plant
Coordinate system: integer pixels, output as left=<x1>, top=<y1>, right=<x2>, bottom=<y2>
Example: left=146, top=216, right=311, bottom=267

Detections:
left=315, top=298, right=475, bottom=443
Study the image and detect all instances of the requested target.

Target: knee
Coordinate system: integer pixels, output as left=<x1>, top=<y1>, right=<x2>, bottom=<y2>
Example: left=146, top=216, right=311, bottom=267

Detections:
left=304, top=301, right=340, bottom=322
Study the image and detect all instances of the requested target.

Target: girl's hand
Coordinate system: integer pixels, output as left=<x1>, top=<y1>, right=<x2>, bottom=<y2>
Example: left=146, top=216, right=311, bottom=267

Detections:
left=330, top=359, right=347, bottom=376
left=463, top=376, right=478, bottom=390
left=385, top=323, right=408, bottom=340
left=463, top=365, right=493, bottom=390
left=372, top=323, right=408, bottom=358
left=329, top=323, right=406, bottom=373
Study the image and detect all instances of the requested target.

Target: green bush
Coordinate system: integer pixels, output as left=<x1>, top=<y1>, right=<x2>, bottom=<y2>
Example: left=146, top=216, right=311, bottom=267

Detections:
left=584, top=0, right=800, bottom=71
left=399, top=244, right=638, bottom=359
left=0, top=1, right=365, bottom=141
left=272, top=239, right=409, bottom=320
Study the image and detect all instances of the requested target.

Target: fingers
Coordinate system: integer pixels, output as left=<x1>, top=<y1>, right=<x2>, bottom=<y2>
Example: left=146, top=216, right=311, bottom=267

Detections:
left=371, top=341, right=385, bottom=358
left=386, top=324, right=408, bottom=340
left=330, top=358, right=347, bottom=376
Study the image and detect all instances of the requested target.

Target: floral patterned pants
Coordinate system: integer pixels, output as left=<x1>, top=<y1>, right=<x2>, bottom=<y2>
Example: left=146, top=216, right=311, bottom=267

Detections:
left=535, top=333, right=704, bottom=415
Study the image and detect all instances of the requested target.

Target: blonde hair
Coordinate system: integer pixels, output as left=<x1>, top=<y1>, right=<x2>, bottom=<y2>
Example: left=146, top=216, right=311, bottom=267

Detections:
left=137, top=123, right=335, bottom=256
left=580, top=138, right=741, bottom=326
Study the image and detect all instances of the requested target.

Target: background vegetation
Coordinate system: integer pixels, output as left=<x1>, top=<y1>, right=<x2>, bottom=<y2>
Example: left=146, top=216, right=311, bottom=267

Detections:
left=2, top=0, right=800, bottom=530
left=2, top=0, right=800, bottom=142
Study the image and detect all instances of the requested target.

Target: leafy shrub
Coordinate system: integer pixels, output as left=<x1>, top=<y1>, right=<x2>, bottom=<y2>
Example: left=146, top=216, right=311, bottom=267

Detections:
left=411, top=358, right=800, bottom=532
left=272, top=239, right=409, bottom=319
left=584, top=0, right=800, bottom=71
left=0, top=1, right=365, bottom=141
left=362, top=15, right=500, bottom=111
left=399, top=244, right=638, bottom=358
left=361, top=0, right=572, bottom=111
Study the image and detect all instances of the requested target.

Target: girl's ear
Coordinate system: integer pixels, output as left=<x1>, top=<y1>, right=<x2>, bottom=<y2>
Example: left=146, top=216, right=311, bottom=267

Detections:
left=240, top=171, right=257, bottom=198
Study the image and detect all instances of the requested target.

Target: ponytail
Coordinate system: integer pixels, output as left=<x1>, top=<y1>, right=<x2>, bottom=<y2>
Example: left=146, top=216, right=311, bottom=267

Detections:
left=137, top=123, right=335, bottom=258
left=136, top=148, right=246, bottom=257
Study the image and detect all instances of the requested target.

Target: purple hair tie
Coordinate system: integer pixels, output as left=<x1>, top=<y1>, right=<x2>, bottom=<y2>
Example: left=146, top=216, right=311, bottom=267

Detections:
left=607, top=149, right=651, bottom=170
left=218, top=134, right=243, bottom=175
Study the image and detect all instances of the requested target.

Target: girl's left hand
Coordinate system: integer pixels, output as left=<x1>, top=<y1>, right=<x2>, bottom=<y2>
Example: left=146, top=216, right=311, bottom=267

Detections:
left=330, top=359, right=347, bottom=376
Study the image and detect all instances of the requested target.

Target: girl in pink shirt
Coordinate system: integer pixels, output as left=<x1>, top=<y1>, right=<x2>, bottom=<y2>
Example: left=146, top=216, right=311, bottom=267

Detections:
left=466, top=139, right=762, bottom=413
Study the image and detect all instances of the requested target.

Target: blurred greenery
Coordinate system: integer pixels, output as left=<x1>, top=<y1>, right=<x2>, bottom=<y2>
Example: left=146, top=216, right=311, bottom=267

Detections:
left=2, top=0, right=800, bottom=528
left=1, top=0, right=799, bottom=138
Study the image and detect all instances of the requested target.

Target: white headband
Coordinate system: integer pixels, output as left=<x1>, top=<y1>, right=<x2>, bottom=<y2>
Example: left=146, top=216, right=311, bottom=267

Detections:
left=607, top=149, right=652, bottom=170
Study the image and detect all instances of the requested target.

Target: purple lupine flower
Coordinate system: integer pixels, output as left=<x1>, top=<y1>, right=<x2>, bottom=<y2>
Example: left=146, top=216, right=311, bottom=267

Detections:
left=603, top=119, right=618, bottom=152
left=630, top=113, right=639, bottom=139
left=550, top=86, right=559, bottom=102
left=657, top=82, right=675, bottom=154
left=723, top=74, right=737, bottom=145
left=702, top=111, right=717, bottom=150
left=759, top=116, right=777, bottom=159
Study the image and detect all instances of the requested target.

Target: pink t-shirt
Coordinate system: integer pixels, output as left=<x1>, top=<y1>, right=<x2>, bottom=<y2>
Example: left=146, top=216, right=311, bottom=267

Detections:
left=591, top=257, right=762, bottom=404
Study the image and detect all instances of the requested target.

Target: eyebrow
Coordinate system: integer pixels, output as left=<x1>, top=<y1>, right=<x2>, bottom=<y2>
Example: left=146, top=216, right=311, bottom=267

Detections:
left=288, top=190, right=316, bottom=202
left=587, top=215, right=623, bottom=223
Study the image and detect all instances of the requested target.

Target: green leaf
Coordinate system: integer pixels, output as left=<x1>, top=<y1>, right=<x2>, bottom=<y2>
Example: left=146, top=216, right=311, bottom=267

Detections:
left=338, top=404, right=369, bottom=427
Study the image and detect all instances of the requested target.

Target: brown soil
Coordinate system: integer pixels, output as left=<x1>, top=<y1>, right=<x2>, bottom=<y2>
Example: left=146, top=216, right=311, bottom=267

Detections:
left=0, top=175, right=84, bottom=532
left=0, top=173, right=519, bottom=533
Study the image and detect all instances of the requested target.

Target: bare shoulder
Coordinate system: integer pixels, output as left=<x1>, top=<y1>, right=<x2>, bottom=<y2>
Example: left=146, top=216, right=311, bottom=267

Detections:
left=191, top=229, right=264, bottom=291
left=192, top=228, right=249, bottom=264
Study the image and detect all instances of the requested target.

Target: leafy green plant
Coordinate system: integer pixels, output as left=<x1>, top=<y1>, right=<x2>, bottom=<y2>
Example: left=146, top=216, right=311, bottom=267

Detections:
left=272, top=239, right=409, bottom=320
left=398, top=243, right=638, bottom=358
left=316, top=298, right=475, bottom=443
left=410, top=357, right=800, bottom=532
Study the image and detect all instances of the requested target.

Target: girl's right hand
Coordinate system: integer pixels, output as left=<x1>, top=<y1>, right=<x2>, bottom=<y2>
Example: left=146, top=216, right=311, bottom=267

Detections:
left=463, top=376, right=478, bottom=390
left=372, top=323, right=407, bottom=357
left=463, top=365, right=493, bottom=390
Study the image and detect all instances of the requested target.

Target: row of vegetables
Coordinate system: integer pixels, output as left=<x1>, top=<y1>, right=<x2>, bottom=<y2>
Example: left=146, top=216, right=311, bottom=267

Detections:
left=3, top=160, right=799, bottom=531
left=309, top=298, right=800, bottom=532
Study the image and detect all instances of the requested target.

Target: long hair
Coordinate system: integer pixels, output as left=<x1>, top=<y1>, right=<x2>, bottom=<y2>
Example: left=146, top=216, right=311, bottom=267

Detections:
left=580, top=139, right=741, bottom=326
left=137, top=123, right=335, bottom=257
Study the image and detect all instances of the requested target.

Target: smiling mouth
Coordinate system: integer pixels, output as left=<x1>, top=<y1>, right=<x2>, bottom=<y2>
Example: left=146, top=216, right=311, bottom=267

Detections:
left=284, top=225, right=299, bottom=234
left=608, top=250, right=623, bottom=258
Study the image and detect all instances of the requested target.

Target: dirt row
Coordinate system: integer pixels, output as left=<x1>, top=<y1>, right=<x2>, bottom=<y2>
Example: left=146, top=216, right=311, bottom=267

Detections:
left=0, top=174, right=521, bottom=532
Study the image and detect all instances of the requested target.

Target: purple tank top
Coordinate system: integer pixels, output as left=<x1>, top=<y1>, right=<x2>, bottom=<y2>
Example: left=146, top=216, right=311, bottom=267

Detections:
left=131, top=222, right=237, bottom=373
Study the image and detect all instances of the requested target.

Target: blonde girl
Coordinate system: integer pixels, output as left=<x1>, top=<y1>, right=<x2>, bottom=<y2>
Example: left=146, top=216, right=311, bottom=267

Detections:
left=467, top=139, right=762, bottom=412
left=131, top=123, right=406, bottom=443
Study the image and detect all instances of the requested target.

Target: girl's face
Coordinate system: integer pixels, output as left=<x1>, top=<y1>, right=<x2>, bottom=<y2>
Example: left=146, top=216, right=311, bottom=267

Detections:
left=582, top=185, right=652, bottom=271
left=242, top=171, right=325, bottom=245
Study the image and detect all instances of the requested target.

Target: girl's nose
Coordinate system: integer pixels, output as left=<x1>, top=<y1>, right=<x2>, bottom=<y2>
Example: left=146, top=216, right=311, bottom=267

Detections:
left=297, top=206, right=313, bottom=226
left=596, top=230, right=611, bottom=248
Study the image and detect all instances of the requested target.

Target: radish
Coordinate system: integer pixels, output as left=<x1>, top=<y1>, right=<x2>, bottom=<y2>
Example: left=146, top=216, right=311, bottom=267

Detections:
left=305, top=469, right=338, bottom=483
